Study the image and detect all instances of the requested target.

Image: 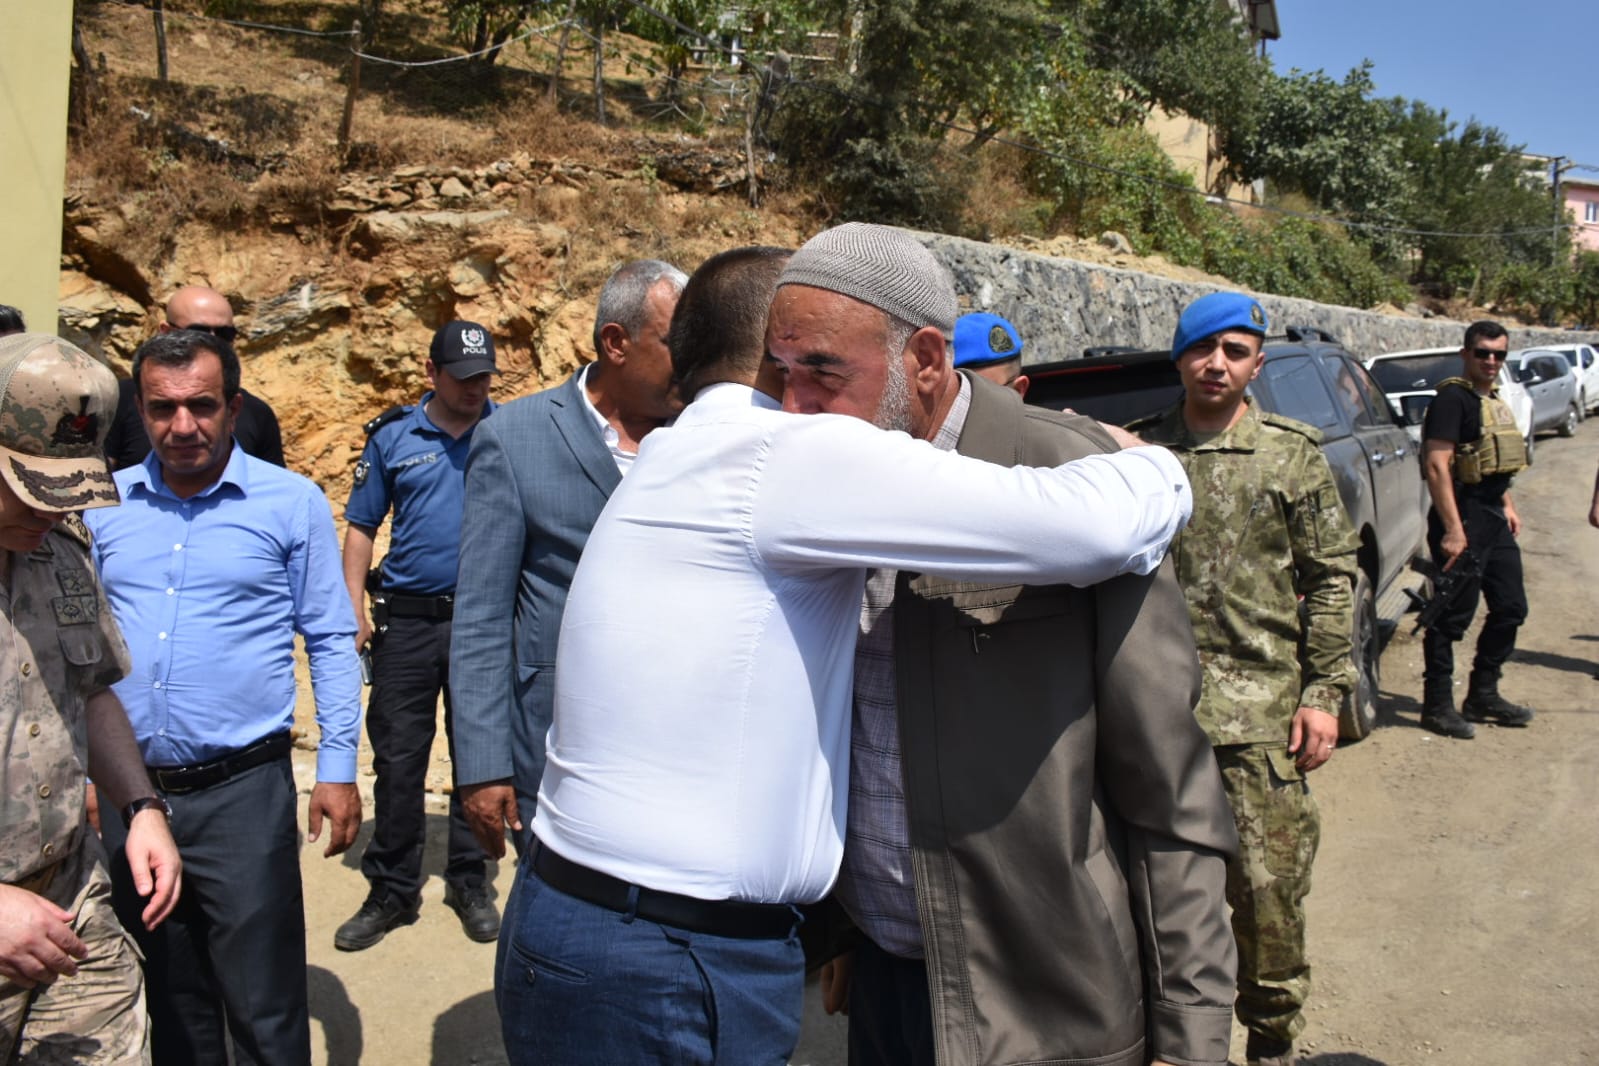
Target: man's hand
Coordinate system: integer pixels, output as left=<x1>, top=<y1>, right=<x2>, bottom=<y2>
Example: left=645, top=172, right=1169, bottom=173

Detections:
left=354, top=616, right=373, bottom=655
left=306, top=782, right=362, bottom=858
left=1098, top=422, right=1145, bottom=450
left=85, top=782, right=101, bottom=834
left=0, top=884, right=87, bottom=989
left=820, top=952, right=853, bottom=1015
left=460, top=781, right=521, bottom=859
left=1503, top=497, right=1522, bottom=537
left=1288, top=706, right=1339, bottom=773
left=124, top=807, right=183, bottom=930
left=1439, top=526, right=1468, bottom=570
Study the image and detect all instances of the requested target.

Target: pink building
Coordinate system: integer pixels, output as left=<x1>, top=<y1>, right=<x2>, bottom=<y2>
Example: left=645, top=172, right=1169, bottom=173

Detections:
left=1569, top=176, right=1599, bottom=254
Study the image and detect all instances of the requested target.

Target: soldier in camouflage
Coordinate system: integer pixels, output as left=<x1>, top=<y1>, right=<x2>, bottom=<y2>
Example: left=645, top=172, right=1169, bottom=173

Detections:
left=0, top=333, right=182, bottom=1064
left=1131, top=293, right=1358, bottom=1066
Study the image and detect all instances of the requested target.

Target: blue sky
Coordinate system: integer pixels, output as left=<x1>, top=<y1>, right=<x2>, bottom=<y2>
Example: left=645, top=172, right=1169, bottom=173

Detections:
left=1266, top=0, right=1599, bottom=182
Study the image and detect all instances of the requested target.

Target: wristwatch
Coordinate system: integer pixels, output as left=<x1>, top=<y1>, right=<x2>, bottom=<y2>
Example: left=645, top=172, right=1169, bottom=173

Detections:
left=121, top=795, right=174, bottom=828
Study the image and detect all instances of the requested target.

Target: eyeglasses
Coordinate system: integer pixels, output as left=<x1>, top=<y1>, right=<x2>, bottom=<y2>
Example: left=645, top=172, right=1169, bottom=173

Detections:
left=169, top=322, right=239, bottom=343
left=1469, top=347, right=1506, bottom=361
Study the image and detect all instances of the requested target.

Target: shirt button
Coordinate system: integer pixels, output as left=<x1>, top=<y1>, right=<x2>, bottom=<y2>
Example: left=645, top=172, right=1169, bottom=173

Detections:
left=153, top=681, right=163, bottom=689
left=28, top=723, right=40, bottom=737
left=166, top=588, right=175, bottom=596
left=173, top=544, right=183, bottom=552
left=158, top=632, right=168, bottom=640
left=37, top=785, right=51, bottom=799
left=19, top=663, right=30, bottom=676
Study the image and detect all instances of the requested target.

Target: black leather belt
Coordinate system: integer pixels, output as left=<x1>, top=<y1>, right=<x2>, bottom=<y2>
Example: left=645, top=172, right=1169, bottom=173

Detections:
left=386, top=592, right=454, bottom=620
left=532, top=843, right=799, bottom=940
left=147, top=731, right=292, bottom=795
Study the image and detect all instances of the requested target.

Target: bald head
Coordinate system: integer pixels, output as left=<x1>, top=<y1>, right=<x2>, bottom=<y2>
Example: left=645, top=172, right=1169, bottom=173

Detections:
left=163, top=286, right=235, bottom=333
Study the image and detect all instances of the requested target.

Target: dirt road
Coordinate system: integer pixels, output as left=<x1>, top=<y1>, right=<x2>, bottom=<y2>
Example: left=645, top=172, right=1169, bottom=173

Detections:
left=291, top=424, right=1599, bottom=1066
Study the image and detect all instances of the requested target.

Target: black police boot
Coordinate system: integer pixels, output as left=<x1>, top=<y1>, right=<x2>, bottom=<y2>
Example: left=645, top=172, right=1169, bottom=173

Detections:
left=334, top=890, right=420, bottom=951
left=444, top=883, right=501, bottom=943
left=1419, top=678, right=1475, bottom=740
left=1461, top=670, right=1534, bottom=727
left=1245, top=1031, right=1295, bottom=1066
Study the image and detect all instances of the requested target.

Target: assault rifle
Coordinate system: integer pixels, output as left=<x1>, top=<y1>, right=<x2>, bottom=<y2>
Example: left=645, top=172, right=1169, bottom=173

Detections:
left=1404, top=503, right=1496, bottom=634
left=1405, top=550, right=1485, bottom=634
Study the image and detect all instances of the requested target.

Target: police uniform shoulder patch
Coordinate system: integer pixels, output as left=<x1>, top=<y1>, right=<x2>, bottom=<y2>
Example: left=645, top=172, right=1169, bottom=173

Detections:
left=1260, top=410, right=1324, bottom=445
left=352, top=458, right=371, bottom=487
left=362, top=405, right=412, bottom=437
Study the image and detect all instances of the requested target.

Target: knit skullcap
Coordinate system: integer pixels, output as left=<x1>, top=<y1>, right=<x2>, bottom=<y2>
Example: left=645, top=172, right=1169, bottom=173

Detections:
left=777, top=223, right=957, bottom=335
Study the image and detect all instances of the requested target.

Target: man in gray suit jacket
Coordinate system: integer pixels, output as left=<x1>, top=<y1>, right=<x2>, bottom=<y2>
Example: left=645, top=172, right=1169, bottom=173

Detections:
left=450, top=260, right=687, bottom=858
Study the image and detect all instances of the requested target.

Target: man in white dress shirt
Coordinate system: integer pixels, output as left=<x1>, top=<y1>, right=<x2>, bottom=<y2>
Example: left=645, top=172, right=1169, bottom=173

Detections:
left=493, top=242, right=1196, bottom=1066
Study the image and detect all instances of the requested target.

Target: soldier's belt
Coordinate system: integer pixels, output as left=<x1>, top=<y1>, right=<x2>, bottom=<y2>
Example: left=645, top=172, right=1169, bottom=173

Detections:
left=6, top=858, right=62, bottom=897
left=383, top=592, right=454, bottom=620
left=147, top=730, right=292, bottom=794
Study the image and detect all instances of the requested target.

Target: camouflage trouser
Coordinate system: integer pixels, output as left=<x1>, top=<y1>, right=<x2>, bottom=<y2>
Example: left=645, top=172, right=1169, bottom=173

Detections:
left=1214, top=743, right=1321, bottom=1046
left=0, top=832, right=149, bottom=1066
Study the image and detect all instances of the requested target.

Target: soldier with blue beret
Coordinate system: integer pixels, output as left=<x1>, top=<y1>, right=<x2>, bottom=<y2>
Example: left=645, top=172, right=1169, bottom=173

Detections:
left=0, top=333, right=181, bottom=1064
left=1132, top=290, right=1359, bottom=1066
left=952, top=311, right=1029, bottom=396
left=335, top=320, right=501, bottom=950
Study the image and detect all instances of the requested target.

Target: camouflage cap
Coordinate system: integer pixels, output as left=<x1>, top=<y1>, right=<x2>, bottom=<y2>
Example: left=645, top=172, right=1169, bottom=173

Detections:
left=0, top=333, right=120, bottom=512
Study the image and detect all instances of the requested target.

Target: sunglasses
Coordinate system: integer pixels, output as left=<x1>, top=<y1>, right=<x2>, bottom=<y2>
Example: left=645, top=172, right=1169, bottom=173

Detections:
left=169, top=322, right=239, bottom=343
left=1469, top=347, right=1506, bottom=361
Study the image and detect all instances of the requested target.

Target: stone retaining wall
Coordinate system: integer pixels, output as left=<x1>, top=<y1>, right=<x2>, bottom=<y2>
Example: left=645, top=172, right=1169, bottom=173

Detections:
left=924, top=233, right=1598, bottom=362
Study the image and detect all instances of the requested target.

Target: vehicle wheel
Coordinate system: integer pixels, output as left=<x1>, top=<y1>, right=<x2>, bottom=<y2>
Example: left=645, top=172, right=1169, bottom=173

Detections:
left=1340, top=570, right=1380, bottom=742
left=1559, top=403, right=1579, bottom=438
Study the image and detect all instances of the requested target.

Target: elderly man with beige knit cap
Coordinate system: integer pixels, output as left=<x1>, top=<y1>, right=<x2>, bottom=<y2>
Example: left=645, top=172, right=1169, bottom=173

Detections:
left=770, top=223, right=1238, bottom=1066
left=493, top=232, right=1206, bottom=1066
left=0, top=333, right=182, bottom=1065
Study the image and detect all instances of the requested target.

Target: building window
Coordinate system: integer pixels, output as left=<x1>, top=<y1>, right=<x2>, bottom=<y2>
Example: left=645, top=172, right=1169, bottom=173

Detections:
left=1587, top=202, right=1599, bottom=224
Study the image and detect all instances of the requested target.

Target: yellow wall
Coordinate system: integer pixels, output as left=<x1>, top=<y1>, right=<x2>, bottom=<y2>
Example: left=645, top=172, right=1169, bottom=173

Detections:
left=0, top=3, right=72, bottom=333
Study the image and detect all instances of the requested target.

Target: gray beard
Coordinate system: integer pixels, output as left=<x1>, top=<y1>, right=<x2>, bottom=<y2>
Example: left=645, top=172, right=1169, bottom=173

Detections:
left=872, top=358, right=914, bottom=434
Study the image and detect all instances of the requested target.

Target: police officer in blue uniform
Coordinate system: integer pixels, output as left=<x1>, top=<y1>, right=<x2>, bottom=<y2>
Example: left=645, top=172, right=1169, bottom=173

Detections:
left=335, top=321, right=501, bottom=950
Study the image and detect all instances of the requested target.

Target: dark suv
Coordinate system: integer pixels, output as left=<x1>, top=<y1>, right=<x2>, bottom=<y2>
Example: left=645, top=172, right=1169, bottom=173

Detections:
left=1023, top=329, right=1426, bottom=740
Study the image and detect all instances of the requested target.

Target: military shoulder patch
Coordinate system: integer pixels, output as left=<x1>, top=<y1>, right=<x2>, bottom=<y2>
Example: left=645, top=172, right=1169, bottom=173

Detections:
left=1260, top=410, right=1324, bottom=445
left=56, top=514, right=93, bottom=550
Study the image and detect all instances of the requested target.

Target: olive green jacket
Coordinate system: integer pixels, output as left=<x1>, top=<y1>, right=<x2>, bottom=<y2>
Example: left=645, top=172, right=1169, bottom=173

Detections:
left=889, top=376, right=1239, bottom=1066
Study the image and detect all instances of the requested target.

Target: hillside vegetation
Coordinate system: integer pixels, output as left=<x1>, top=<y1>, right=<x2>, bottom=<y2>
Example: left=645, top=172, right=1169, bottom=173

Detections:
left=60, top=0, right=1597, bottom=488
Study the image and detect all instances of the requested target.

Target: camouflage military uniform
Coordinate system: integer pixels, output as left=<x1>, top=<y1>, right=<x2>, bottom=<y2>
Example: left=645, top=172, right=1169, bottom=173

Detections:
left=1, top=520, right=148, bottom=1065
left=1135, top=399, right=1357, bottom=1048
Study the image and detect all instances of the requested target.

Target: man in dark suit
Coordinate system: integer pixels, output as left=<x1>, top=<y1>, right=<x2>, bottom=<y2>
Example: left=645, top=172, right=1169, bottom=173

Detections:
left=449, top=260, right=686, bottom=858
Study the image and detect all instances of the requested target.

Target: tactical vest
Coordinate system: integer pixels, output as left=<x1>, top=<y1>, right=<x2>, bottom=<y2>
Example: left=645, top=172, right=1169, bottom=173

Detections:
left=1436, top=378, right=1526, bottom=484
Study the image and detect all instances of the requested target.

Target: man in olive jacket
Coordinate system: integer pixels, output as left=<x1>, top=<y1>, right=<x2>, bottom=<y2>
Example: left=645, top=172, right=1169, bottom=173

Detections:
left=774, top=223, right=1238, bottom=1066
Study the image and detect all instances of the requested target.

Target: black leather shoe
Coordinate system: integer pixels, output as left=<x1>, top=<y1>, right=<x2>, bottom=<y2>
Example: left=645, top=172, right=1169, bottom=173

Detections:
left=1420, top=705, right=1476, bottom=739
left=444, top=884, right=501, bottom=943
left=334, top=891, right=419, bottom=951
left=1461, top=690, right=1534, bottom=726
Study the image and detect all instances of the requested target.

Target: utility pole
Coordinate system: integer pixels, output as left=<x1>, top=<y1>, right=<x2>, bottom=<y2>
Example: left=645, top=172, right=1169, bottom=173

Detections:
left=1551, top=156, right=1581, bottom=267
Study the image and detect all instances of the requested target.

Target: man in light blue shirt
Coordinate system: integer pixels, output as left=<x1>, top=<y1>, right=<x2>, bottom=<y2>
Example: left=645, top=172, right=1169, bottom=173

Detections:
left=84, top=328, right=361, bottom=1066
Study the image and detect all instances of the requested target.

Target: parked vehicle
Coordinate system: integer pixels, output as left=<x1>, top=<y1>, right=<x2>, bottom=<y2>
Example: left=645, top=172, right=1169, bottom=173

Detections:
left=1023, top=328, right=1426, bottom=741
left=1535, top=342, right=1599, bottom=415
left=1507, top=350, right=1581, bottom=439
left=1364, top=347, right=1535, bottom=460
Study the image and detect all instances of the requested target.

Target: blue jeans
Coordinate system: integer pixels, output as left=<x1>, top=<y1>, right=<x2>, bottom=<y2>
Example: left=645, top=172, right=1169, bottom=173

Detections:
left=496, top=859, right=805, bottom=1065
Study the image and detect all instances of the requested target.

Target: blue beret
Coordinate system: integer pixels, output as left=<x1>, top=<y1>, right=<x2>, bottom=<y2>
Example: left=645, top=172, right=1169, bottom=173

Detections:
left=954, top=313, right=1024, bottom=369
left=1170, top=293, right=1269, bottom=360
